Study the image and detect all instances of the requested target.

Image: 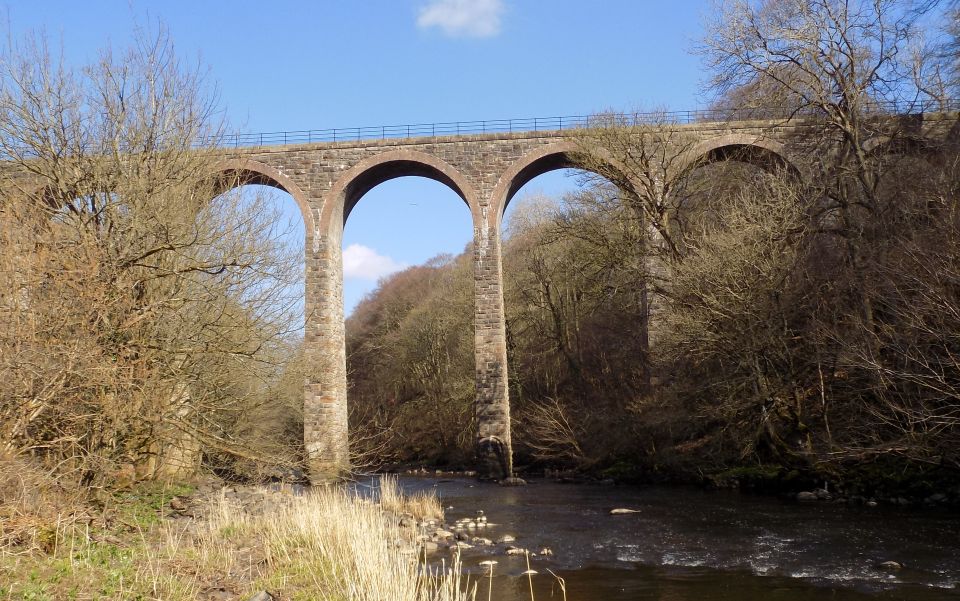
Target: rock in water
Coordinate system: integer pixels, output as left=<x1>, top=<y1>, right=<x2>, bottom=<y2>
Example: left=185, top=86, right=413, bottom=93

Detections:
left=877, top=560, right=903, bottom=570
left=500, top=477, right=527, bottom=487
left=609, top=508, right=641, bottom=515
left=796, top=491, right=818, bottom=502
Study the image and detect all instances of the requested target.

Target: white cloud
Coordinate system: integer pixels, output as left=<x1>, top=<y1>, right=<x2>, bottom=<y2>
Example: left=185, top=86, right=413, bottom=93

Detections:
left=343, top=244, right=407, bottom=280
left=417, top=0, right=504, bottom=38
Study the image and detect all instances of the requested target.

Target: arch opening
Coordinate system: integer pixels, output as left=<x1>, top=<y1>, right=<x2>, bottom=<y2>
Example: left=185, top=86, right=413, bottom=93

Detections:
left=499, top=155, right=650, bottom=472
left=495, top=143, right=633, bottom=225
left=342, top=174, right=476, bottom=468
left=203, top=180, right=307, bottom=474
left=209, top=182, right=306, bottom=333
left=210, top=160, right=314, bottom=234
left=503, top=151, right=582, bottom=212
left=341, top=160, right=470, bottom=225
left=679, top=137, right=802, bottom=185
left=698, top=143, right=796, bottom=176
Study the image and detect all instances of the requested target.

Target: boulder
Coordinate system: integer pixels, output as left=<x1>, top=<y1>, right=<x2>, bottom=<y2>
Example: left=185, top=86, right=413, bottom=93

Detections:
left=500, top=477, right=527, bottom=487
left=796, top=491, right=818, bottom=502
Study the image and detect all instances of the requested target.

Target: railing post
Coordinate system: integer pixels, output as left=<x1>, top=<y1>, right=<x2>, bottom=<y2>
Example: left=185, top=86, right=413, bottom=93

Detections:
left=559, top=116, right=563, bottom=131
left=534, top=117, right=538, bottom=131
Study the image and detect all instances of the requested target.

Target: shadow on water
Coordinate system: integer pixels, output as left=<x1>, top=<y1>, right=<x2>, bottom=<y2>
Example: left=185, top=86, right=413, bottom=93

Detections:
left=351, top=476, right=960, bottom=601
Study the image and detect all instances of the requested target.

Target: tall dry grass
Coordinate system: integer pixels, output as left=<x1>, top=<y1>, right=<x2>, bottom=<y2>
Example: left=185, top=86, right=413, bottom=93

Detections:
left=0, top=456, right=472, bottom=600
left=377, top=473, right=445, bottom=522
left=198, top=484, right=471, bottom=601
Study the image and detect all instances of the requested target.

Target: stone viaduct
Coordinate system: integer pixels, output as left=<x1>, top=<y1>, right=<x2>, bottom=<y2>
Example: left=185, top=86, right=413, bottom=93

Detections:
left=206, top=113, right=957, bottom=483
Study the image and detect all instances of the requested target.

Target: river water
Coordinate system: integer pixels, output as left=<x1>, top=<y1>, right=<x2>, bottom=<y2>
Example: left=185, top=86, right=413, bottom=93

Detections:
left=376, top=476, right=960, bottom=600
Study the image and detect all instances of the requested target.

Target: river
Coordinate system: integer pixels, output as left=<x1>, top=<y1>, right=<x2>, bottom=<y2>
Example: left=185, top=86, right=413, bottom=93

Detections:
left=364, top=476, right=960, bottom=600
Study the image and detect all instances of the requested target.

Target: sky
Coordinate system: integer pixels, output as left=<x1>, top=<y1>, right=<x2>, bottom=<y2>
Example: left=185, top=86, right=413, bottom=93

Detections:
left=4, top=0, right=710, bottom=316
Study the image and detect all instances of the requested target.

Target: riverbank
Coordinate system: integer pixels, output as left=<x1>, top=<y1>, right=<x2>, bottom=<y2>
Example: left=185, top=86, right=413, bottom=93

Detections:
left=0, top=458, right=472, bottom=601
left=410, top=456, right=960, bottom=511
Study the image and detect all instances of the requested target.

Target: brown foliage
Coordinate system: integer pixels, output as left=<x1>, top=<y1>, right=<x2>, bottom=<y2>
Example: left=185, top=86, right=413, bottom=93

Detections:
left=0, top=29, right=305, bottom=485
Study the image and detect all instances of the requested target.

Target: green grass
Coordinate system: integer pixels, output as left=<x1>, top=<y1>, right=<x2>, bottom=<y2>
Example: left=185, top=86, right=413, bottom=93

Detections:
left=109, top=482, right=195, bottom=530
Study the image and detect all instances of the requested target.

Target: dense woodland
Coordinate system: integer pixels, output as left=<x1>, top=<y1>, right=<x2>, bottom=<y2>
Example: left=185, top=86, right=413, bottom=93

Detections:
left=346, top=0, right=960, bottom=497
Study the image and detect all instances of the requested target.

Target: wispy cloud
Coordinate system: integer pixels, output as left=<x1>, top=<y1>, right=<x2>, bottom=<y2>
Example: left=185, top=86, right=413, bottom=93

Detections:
left=417, top=0, right=504, bottom=38
left=343, top=244, right=407, bottom=280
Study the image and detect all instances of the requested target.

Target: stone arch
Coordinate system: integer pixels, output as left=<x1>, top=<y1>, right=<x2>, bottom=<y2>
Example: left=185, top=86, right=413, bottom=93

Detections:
left=862, top=134, right=938, bottom=160
left=320, top=149, right=478, bottom=234
left=305, top=149, right=480, bottom=481
left=211, top=158, right=315, bottom=233
left=675, top=134, right=805, bottom=184
left=489, top=140, right=635, bottom=226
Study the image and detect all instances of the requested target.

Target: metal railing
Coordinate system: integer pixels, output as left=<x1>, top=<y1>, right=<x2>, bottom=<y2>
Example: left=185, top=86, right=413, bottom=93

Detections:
left=207, top=99, right=960, bottom=149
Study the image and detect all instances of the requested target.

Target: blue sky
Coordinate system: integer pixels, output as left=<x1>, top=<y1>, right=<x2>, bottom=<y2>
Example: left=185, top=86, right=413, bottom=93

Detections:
left=5, top=0, right=709, bottom=315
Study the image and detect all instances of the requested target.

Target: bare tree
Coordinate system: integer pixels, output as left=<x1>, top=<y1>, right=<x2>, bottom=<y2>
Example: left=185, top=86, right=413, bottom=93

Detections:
left=0, top=28, right=304, bottom=485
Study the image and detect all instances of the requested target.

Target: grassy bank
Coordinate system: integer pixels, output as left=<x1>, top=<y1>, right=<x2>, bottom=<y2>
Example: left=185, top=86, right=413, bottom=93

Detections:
left=0, top=458, right=473, bottom=600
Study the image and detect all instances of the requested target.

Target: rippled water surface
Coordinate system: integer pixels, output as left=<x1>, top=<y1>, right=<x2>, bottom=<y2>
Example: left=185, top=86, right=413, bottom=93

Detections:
left=374, top=476, right=960, bottom=600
